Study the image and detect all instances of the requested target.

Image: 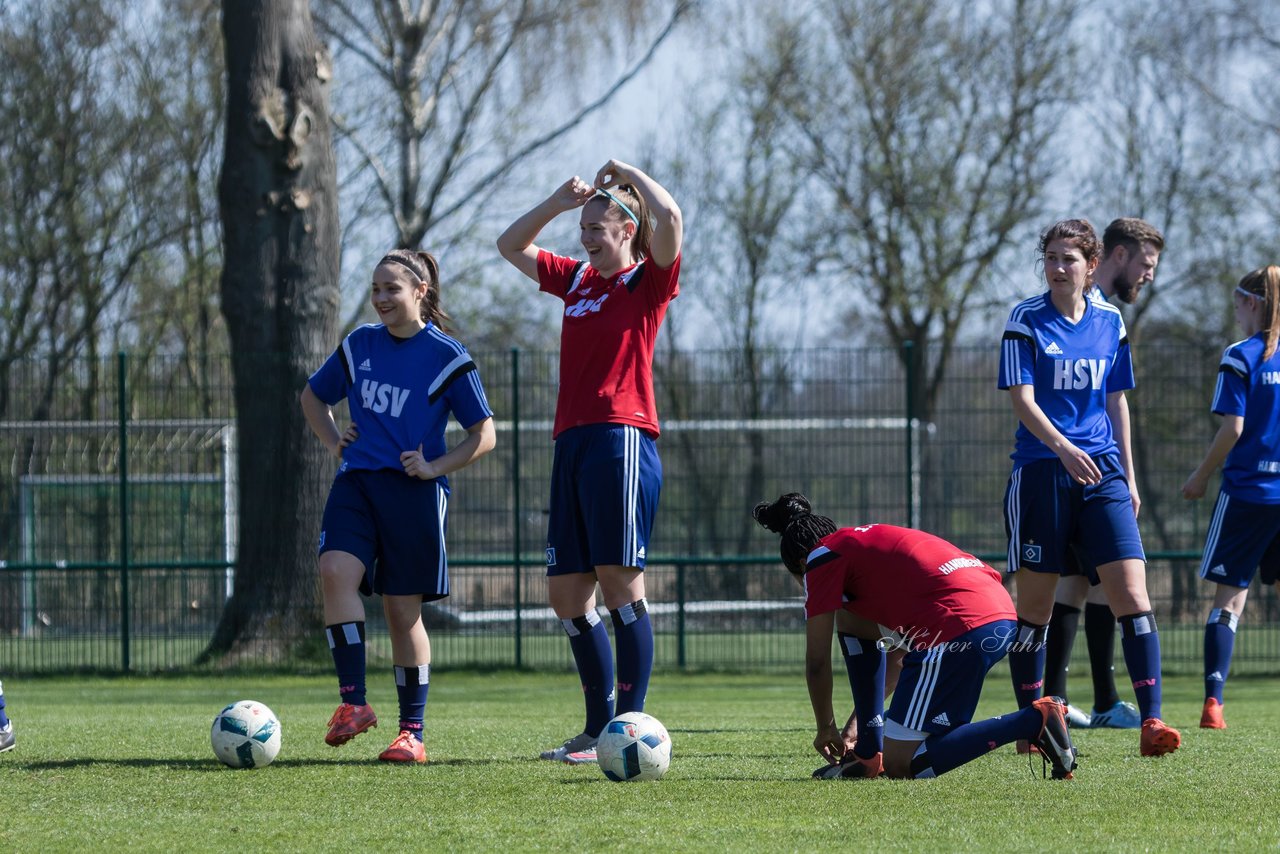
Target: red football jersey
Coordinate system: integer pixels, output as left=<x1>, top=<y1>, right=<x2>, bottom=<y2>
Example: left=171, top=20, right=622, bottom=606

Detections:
left=538, top=250, right=680, bottom=438
left=802, top=524, right=1015, bottom=648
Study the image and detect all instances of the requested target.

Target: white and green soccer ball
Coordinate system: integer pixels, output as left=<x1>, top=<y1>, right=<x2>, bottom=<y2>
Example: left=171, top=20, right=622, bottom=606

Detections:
left=211, top=700, right=281, bottom=769
left=597, top=711, right=672, bottom=782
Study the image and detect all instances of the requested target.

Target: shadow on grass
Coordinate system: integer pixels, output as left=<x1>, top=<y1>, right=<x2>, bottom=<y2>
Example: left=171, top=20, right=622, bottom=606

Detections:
left=554, top=772, right=800, bottom=784
left=673, top=726, right=809, bottom=734
left=20, top=755, right=522, bottom=771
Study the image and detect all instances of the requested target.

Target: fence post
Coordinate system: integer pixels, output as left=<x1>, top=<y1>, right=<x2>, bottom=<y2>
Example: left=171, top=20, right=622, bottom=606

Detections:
left=903, top=340, right=917, bottom=528
left=676, top=562, right=686, bottom=670
left=511, top=348, right=522, bottom=669
left=117, top=351, right=131, bottom=673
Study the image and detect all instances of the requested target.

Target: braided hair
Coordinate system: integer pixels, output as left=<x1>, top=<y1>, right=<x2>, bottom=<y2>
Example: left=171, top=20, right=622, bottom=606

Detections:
left=751, top=493, right=837, bottom=575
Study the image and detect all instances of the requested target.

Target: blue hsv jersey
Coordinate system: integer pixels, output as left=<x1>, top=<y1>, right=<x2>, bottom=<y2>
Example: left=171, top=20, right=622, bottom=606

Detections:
left=308, top=323, right=493, bottom=484
left=998, top=292, right=1134, bottom=468
left=1212, top=333, right=1280, bottom=502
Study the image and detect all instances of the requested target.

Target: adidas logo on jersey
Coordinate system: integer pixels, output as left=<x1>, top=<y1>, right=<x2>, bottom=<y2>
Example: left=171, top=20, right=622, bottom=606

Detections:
left=1044, top=341, right=1064, bottom=355
left=358, top=358, right=372, bottom=371
left=931, top=712, right=952, bottom=727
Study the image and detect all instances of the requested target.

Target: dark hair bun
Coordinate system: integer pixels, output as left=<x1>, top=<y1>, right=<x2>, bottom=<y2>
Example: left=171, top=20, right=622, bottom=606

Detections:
left=751, top=493, right=812, bottom=534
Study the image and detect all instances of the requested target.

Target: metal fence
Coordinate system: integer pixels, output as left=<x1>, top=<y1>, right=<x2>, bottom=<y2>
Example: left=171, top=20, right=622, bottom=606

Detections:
left=3, top=343, right=1278, bottom=675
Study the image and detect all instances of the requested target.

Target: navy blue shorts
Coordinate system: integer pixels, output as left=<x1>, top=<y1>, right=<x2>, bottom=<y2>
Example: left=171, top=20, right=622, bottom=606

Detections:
left=1061, top=542, right=1092, bottom=579
left=884, top=619, right=1016, bottom=739
left=1199, top=491, right=1280, bottom=589
left=546, top=423, right=661, bottom=576
left=1003, top=454, right=1145, bottom=578
left=319, top=468, right=450, bottom=600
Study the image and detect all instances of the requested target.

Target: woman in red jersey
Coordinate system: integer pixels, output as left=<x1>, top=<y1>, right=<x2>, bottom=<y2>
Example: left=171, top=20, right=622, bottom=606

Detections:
left=754, top=493, right=1077, bottom=780
left=497, top=160, right=682, bottom=764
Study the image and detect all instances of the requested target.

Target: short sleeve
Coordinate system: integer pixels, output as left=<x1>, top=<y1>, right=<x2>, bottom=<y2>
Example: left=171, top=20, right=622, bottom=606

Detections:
left=1211, top=344, right=1249, bottom=417
left=442, top=356, right=494, bottom=430
left=536, top=251, right=583, bottom=301
left=1106, top=339, right=1136, bottom=393
left=308, top=346, right=350, bottom=406
left=801, top=547, right=846, bottom=620
left=642, top=253, right=681, bottom=304
left=998, top=311, right=1036, bottom=389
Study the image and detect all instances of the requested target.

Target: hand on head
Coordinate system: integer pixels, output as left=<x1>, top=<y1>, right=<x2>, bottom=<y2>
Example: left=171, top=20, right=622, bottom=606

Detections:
left=553, top=176, right=596, bottom=211
left=594, top=159, right=634, bottom=191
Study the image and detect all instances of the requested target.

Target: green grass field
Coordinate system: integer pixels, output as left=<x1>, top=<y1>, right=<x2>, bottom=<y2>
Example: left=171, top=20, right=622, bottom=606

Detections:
left=2, top=671, right=1278, bottom=852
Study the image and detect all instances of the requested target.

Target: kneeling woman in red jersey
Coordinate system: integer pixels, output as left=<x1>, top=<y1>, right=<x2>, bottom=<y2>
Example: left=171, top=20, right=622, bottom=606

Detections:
left=754, top=494, right=1077, bottom=780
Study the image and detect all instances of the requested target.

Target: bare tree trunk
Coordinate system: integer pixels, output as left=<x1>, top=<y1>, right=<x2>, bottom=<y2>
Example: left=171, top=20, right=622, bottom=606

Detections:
left=205, top=0, right=340, bottom=662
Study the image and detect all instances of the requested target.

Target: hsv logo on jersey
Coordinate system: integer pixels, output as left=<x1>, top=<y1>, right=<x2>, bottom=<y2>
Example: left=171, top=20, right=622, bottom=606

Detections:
left=360, top=380, right=411, bottom=417
left=1052, top=358, right=1106, bottom=390
left=564, top=292, right=610, bottom=317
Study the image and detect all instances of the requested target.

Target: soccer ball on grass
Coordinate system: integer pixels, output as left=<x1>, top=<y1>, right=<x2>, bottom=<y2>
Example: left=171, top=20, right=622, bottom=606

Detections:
left=597, top=711, right=671, bottom=782
left=211, top=700, right=281, bottom=769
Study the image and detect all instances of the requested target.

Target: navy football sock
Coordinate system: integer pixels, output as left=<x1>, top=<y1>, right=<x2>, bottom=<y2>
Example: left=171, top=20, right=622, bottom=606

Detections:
left=1204, top=608, right=1239, bottom=704
left=325, top=622, right=367, bottom=706
left=394, top=664, right=430, bottom=741
left=1084, top=602, right=1121, bottom=711
left=912, top=706, right=1042, bottom=777
left=563, top=611, right=615, bottom=737
left=1043, top=603, right=1081, bottom=700
left=1118, top=611, right=1163, bottom=721
left=0, top=679, right=8, bottom=728
left=1008, top=619, right=1048, bottom=709
left=610, top=599, right=654, bottom=715
left=838, top=633, right=885, bottom=758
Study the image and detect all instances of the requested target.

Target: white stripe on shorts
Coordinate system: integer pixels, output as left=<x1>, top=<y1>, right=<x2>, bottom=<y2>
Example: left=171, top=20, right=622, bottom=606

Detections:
left=623, top=426, right=641, bottom=566
left=902, top=644, right=945, bottom=731
left=436, top=482, right=449, bottom=596
left=1199, top=491, right=1229, bottom=578
left=1005, top=467, right=1022, bottom=572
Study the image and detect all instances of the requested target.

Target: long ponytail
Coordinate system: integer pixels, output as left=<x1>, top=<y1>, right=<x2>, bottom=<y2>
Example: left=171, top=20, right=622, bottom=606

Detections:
left=378, top=248, right=453, bottom=333
left=1238, top=265, right=1280, bottom=360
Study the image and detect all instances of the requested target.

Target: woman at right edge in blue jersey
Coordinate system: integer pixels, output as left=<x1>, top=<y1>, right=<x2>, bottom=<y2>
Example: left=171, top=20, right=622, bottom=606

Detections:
left=998, top=219, right=1180, bottom=757
left=1182, top=266, right=1280, bottom=731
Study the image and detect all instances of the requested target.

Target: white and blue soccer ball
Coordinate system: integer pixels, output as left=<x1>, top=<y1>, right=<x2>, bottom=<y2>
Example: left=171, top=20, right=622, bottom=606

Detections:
left=597, top=711, right=672, bottom=782
left=211, top=700, right=281, bottom=769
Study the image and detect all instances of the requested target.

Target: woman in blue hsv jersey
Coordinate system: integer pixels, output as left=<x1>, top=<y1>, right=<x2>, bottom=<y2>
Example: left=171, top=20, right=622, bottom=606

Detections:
left=998, top=219, right=1179, bottom=757
left=1182, top=266, right=1280, bottom=730
left=300, top=249, right=496, bottom=764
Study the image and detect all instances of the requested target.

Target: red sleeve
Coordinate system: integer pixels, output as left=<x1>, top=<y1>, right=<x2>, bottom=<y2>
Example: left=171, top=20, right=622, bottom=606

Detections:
left=643, top=253, right=680, bottom=304
left=536, top=250, right=581, bottom=300
left=802, top=558, right=846, bottom=620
